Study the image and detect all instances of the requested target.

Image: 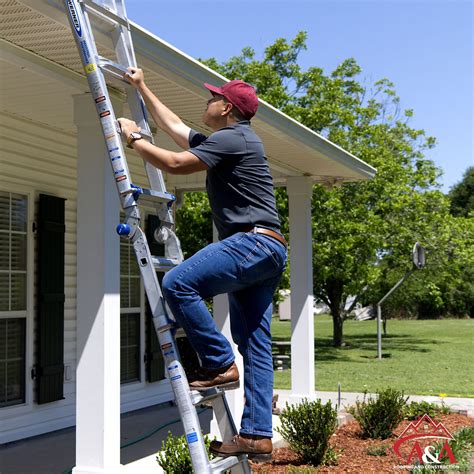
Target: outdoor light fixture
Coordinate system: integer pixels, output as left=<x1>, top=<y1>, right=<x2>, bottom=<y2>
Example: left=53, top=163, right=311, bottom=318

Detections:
left=412, top=241, right=426, bottom=270
left=376, top=242, right=426, bottom=360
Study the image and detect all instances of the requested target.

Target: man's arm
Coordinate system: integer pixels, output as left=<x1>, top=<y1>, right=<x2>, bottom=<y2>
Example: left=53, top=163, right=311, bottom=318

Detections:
left=125, top=68, right=191, bottom=150
left=118, top=118, right=208, bottom=175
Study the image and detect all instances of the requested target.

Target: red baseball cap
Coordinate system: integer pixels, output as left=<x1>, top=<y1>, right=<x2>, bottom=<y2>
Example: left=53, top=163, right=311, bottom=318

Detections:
left=204, top=80, right=259, bottom=119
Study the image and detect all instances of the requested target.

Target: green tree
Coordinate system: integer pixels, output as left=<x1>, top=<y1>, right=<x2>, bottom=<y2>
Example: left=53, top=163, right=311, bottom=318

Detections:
left=175, top=192, right=212, bottom=258
left=201, top=33, right=457, bottom=346
left=449, top=166, right=474, bottom=217
left=370, top=213, right=474, bottom=319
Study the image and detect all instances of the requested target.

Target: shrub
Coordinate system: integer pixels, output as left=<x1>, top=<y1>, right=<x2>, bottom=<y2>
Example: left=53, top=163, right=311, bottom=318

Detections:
left=436, top=426, right=474, bottom=471
left=404, top=400, right=450, bottom=420
left=156, top=431, right=215, bottom=473
left=276, top=398, right=337, bottom=466
left=348, top=388, right=408, bottom=439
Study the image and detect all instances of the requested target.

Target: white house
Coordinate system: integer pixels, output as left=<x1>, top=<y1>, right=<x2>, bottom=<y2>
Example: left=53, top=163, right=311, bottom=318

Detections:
left=0, top=0, right=375, bottom=471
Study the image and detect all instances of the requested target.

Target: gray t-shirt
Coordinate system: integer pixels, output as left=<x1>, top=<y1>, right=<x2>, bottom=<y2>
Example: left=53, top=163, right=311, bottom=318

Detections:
left=188, top=121, right=281, bottom=240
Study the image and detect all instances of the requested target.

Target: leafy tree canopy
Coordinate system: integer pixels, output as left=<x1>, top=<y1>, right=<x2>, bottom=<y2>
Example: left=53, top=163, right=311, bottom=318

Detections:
left=175, top=32, right=474, bottom=345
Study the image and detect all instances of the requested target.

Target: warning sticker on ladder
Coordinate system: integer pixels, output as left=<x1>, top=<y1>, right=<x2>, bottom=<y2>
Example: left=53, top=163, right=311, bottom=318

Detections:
left=186, top=432, right=198, bottom=444
left=84, top=63, right=97, bottom=75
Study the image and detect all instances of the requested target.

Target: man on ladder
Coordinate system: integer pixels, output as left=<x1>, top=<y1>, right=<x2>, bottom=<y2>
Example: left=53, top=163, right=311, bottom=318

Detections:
left=118, top=68, right=287, bottom=459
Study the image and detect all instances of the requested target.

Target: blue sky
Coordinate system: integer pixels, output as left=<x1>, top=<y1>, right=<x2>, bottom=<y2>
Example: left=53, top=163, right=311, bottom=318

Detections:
left=126, top=0, right=473, bottom=193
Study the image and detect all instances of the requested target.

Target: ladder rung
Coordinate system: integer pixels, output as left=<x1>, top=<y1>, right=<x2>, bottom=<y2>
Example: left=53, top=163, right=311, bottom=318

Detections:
left=97, top=56, right=130, bottom=82
left=151, top=256, right=180, bottom=271
left=191, top=383, right=240, bottom=407
left=210, top=455, right=247, bottom=472
left=134, top=187, right=175, bottom=206
left=81, top=0, right=129, bottom=28
left=191, top=387, right=224, bottom=406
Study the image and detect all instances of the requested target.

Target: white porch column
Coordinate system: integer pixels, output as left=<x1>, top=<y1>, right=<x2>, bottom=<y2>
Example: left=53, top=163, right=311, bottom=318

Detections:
left=73, top=94, right=122, bottom=473
left=210, top=225, right=244, bottom=438
left=287, top=177, right=315, bottom=402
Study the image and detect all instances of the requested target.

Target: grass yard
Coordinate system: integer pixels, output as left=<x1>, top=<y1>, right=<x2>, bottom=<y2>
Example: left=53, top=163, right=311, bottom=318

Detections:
left=272, top=315, right=474, bottom=397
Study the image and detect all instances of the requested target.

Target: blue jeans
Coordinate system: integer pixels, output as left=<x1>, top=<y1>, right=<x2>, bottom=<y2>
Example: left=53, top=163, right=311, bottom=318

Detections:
left=162, top=231, right=287, bottom=438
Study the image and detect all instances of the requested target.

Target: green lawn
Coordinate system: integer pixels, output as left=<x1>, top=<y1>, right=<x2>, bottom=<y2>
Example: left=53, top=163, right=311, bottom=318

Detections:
left=272, top=316, right=474, bottom=398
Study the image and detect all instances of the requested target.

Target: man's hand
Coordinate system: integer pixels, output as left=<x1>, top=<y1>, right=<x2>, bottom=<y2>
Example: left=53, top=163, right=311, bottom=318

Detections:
left=117, top=118, right=140, bottom=140
left=122, top=67, right=191, bottom=150
left=124, top=67, right=145, bottom=90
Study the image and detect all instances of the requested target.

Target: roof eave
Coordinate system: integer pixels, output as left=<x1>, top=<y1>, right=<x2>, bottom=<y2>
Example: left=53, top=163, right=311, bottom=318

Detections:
left=131, top=22, right=376, bottom=182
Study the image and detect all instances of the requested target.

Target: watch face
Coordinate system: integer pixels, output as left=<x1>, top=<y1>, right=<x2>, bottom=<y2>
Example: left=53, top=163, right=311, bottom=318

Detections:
left=127, top=132, right=142, bottom=147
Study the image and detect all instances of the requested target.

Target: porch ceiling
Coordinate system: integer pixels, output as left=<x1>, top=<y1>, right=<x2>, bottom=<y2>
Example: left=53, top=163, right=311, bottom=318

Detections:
left=0, top=0, right=376, bottom=189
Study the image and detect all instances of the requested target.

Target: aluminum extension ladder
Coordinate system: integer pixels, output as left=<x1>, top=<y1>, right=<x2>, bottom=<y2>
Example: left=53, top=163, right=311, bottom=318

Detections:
left=64, top=1, right=252, bottom=472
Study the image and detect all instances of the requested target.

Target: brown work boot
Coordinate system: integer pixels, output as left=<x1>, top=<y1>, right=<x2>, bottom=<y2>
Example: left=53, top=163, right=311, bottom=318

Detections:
left=188, top=362, right=239, bottom=390
left=210, top=435, right=272, bottom=460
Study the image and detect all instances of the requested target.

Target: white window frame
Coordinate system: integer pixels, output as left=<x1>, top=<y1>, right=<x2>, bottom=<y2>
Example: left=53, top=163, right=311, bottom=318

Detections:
left=0, top=185, right=34, bottom=412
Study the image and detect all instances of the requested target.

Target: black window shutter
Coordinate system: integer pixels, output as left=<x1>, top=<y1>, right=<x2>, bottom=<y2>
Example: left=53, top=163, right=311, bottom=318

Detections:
left=145, top=215, right=165, bottom=382
left=35, top=194, right=66, bottom=404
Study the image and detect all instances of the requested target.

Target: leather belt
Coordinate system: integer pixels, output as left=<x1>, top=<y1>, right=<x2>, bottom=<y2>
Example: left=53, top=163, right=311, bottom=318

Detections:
left=244, top=226, right=288, bottom=248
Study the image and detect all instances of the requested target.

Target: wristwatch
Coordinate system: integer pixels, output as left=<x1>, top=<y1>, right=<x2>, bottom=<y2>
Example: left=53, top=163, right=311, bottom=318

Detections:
left=127, top=131, right=143, bottom=148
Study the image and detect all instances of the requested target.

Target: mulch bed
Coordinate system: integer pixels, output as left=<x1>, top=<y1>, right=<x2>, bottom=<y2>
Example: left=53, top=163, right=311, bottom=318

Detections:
left=250, top=413, right=474, bottom=473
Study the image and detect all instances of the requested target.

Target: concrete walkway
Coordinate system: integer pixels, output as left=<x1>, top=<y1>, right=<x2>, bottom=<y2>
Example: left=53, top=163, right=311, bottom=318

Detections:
left=1, top=391, right=472, bottom=474
left=274, top=389, right=474, bottom=417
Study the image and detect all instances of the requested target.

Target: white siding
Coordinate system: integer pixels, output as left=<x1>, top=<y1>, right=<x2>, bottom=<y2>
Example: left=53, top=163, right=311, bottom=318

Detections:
left=0, top=111, right=173, bottom=444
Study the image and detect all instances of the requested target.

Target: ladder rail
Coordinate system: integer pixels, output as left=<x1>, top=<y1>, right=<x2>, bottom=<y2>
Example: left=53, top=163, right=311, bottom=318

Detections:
left=65, top=1, right=250, bottom=471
